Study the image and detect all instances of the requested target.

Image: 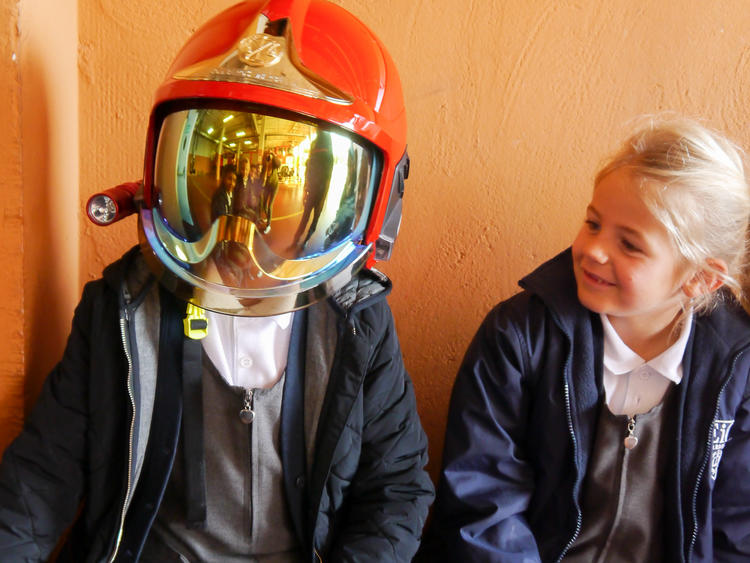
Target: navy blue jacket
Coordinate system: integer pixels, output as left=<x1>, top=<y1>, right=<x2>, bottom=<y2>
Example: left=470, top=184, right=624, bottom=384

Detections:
left=424, top=249, right=750, bottom=562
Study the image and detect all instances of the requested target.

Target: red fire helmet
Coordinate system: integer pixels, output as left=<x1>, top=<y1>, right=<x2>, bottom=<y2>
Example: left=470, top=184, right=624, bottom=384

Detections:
left=89, top=0, right=409, bottom=316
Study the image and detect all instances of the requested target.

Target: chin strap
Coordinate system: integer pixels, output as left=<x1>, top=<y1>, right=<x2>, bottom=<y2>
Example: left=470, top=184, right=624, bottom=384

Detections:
left=182, top=302, right=208, bottom=529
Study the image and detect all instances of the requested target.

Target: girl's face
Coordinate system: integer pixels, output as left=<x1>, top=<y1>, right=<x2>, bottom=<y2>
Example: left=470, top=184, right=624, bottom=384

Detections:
left=571, top=168, right=694, bottom=337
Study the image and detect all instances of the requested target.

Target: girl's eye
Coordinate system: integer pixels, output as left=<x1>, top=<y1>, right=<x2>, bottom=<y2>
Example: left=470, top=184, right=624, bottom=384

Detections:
left=621, top=238, right=641, bottom=253
left=585, top=219, right=600, bottom=231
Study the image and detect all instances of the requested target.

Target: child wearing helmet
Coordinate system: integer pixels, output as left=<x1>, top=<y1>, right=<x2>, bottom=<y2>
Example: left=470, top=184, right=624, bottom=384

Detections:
left=423, top=115, right=750, bottom=561
left=0, top=1, right=433, bottom=561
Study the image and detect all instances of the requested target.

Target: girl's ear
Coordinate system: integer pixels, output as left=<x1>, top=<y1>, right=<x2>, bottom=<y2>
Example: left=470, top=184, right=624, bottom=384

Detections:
left=682, top=258, right=728, bottom=298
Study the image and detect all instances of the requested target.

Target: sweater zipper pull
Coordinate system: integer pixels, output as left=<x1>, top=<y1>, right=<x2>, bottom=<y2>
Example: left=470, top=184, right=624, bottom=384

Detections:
left=239, top=388, right=255, bottom=424
left=624, top=416, right=638, bottom=449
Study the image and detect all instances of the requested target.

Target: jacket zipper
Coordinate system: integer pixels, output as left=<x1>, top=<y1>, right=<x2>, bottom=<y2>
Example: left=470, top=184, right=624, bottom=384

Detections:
left=306, top=317, right=356, bottom=561
left=108, top=309, right=136, bottom=562
left=246, top=388, right=255, bottom=538
left=686, top=352, right=741, bottom=562
left=556, top=359, right=582, bottom=562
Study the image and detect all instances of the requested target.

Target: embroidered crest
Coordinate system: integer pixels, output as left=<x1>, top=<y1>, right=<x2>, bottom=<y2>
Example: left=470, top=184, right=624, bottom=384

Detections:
left=710, top=419, right=734, bottom=480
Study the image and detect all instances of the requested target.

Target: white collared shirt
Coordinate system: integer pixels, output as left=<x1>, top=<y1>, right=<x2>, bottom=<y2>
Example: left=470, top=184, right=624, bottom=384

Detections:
left=201, top=310, right=294, bottom=390
left=601, top=311, right=692, bottom=416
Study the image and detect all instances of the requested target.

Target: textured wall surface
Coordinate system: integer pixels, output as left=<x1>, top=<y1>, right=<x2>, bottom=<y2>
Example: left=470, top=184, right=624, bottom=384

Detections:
left=336, top=1, right=750, bottom=478
left=19, top=0, right=79, bottom=422
left=78, top=0, right=232, bottom=280
left=5, top=1, right=750, bottom=485
left=0, top=0, right=24, bottom=452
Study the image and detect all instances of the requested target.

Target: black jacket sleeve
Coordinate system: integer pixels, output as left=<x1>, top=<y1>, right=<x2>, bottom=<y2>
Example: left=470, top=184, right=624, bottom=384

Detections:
left=0, top=282, right=106, bottom=560
left=327, top=301, right=435, bottom=562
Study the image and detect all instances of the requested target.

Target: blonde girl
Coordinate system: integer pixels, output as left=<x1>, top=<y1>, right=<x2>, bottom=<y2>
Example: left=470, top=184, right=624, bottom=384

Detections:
left=424, top=115, right=750, bottom=561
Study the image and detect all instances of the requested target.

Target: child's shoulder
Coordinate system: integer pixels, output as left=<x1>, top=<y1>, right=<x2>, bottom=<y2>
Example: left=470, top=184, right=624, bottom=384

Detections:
left=481, top=284, right=579, bottom=351
left=697, top=294, right=750, bottom=347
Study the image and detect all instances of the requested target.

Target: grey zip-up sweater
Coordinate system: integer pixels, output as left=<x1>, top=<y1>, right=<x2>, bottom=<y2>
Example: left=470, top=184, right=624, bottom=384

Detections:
left=0, top=246, right=434, bottom=562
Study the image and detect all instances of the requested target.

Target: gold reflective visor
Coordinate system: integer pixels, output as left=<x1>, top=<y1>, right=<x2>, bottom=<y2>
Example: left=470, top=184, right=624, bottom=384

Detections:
left=146, top=105, right=380, bottom=297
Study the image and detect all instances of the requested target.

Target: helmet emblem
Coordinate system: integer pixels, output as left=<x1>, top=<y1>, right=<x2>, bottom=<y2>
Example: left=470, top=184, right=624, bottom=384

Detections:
left=238, top=34, right=284, bottom=68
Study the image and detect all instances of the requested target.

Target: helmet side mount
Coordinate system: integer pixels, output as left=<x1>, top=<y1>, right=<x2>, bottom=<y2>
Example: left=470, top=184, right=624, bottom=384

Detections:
left=374, top=150, right=408, bottom=261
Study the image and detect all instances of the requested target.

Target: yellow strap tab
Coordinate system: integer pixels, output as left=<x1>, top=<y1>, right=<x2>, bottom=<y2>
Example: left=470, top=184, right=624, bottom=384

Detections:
left=183, top=302, right=208, bottom=340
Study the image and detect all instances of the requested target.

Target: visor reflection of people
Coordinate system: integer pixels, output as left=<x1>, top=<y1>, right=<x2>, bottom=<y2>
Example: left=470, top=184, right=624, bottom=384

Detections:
left=233, top=157, right=259, bottom=217
left=211, top=167, right=237, bottom=221
left=291, top=131, right=334, bottom=248
left=220, top=152, right=237, bottom=175
left=259, top=149, right=281, bottom=234
left=0, top=1, right=432, bottom=561
left=324, top=144, right=360, bottom=249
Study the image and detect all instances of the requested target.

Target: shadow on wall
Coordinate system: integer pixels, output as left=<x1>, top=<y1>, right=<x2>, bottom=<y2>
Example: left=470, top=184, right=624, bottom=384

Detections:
left=22, top=49, right=72, bottom=418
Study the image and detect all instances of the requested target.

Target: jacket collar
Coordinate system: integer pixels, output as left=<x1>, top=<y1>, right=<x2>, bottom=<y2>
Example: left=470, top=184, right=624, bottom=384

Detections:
left=103, top=245, right=155, bottom=310
left=518, top=248, right=585, bottom=335
left=329, top=267, right=392, bottom=316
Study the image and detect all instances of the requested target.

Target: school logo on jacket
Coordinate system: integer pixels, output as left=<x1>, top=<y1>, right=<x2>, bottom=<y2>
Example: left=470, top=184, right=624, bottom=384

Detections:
left=710, top=419, right=734, bottom=480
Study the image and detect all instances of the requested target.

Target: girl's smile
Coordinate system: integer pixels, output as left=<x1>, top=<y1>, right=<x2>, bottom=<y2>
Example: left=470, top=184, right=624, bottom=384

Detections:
left=579, top=267, right=616, bottom=287
left=571, top=168, right=695, bottom=357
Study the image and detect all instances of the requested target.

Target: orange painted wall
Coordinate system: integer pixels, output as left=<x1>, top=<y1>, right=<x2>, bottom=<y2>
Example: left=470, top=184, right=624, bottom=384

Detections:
left=5, top=1, right=750, bottom=488
left=19, top=0, right=80, bottom=430
left=0, top=0, right=24, bottom=453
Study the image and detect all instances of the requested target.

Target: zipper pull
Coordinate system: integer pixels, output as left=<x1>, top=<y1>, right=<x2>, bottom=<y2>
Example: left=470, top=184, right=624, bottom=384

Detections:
left=624, top=416, right=638, bottom=449
left=239, top=388, right=255, bottom=424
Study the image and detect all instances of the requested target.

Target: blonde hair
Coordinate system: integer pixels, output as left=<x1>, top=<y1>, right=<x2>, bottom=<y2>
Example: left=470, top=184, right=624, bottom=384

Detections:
left=596, top=115, right=750, bottom=313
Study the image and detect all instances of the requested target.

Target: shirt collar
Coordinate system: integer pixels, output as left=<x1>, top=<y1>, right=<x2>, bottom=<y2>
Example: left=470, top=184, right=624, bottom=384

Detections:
left=600, top=311, right=693, bottom=384
left=205, top=309, right=293, bottom=331
left=267, top=311, right=293, bottom=330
